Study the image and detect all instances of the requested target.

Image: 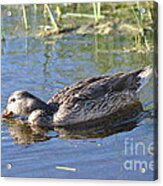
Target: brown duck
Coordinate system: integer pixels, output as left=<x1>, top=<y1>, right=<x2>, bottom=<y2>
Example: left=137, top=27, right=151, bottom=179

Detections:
left=2, top=66, right=152, bottom=128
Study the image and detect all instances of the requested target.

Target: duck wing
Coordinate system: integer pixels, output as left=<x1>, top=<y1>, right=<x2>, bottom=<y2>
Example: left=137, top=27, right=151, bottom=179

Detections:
left=76, top=66, right=152, bottom=100
left=47, top=75, right=110, bottom=105
left=66, top=69, right=140, bottom=100
left=51, top=67, right=152, bottom=126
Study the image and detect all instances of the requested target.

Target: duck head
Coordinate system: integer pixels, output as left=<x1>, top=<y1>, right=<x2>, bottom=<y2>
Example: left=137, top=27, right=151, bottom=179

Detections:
left=2, top=90, right=59, bottom=127
left=5, top=91, right=60, bottom=123
left=2, top=90, right=52, bottom=118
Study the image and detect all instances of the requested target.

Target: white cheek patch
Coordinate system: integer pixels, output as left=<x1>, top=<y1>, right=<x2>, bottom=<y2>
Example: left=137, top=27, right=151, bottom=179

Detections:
left=7, top=102, right=16, bottom=113
left=7, top=99, right=24, bottom=115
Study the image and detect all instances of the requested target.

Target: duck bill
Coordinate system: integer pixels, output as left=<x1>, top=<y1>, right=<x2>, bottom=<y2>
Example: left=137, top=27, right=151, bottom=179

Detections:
left=2, top=110, right=13, bottom=118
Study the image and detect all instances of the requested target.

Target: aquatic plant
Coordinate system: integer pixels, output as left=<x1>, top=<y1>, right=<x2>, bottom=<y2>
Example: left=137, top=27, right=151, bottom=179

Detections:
left=131, top=2, right=150, bottom=50
left=22, top=5, right=28, bottom=30
left=44, top=4, right=59, bottom=32
left=93, top=2, right=101, bottom=23
left=1, top=2, right=156, bottom=52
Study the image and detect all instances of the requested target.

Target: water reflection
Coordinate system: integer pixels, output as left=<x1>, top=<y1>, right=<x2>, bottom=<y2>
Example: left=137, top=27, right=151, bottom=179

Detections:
left=5, top=119, right=139, bottom=145
left=56, top=122, right=138, bottom=140
left=1, top=7, right=155, bottom=179
left=2, top=119, right=54, bottom=145
left=3, top=102, right=153, bottom=145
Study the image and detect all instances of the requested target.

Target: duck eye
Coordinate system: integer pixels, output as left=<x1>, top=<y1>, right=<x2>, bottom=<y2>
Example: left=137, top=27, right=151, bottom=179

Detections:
left=10, top=98, right=16, bottom=102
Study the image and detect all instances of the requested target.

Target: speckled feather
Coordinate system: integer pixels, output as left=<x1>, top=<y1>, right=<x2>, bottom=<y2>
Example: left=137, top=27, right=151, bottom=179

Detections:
left=47, top=68, right=150, bottom=126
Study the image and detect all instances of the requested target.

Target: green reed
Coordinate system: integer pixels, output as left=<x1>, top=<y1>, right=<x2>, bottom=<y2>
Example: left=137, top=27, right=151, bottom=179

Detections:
left=44, top=4, right=59, bottom=31
left=22, top=5, right=28, bottom=30
left=131, top=2, right=154, bottom=50
left=2, top=2, right=156, bottom=51
left=93, top=2, right=101, bottom=23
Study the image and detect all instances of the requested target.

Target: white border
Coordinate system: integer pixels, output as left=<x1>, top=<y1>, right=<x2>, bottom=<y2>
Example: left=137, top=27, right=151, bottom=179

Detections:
left=1, top=0, right=162, bottom=185
left=0, top=0, right=158, bottom=5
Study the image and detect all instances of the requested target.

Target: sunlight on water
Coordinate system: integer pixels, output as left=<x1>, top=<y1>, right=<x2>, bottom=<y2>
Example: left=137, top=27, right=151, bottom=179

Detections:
left=1, top=6, right=155, bottom=180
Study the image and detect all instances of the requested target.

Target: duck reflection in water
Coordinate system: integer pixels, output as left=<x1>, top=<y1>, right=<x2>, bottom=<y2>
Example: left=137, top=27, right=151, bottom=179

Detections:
left=2, top=101, right=153, bottom=145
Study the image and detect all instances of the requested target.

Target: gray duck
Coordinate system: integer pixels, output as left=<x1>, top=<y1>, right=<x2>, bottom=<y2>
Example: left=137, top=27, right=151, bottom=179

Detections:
left=2, top=66, right=152, bottom=128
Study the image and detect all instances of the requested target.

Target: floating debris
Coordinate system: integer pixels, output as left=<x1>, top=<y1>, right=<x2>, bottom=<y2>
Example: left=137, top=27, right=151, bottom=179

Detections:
left=56, top=166, right=77, bottom=172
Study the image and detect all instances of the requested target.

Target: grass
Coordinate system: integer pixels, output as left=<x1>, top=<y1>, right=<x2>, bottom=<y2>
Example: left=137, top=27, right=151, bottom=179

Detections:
left=2, top=2, right=157, bottom=51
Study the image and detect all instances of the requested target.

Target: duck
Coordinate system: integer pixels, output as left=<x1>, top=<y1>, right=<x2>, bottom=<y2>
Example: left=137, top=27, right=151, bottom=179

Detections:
left=2, top=66, right=152, bottom=128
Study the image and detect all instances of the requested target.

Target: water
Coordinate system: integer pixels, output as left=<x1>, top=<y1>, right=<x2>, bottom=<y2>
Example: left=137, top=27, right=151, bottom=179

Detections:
left=1, top=9, right=156, bottom=180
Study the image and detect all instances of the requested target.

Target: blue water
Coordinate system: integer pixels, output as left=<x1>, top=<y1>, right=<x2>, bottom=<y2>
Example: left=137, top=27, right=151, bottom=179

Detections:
left=1, top=9, right=156, bottom=180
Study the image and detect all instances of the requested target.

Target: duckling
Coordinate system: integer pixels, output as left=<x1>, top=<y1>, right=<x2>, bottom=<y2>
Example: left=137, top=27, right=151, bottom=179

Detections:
left=2, top=66, right=152, bottom=127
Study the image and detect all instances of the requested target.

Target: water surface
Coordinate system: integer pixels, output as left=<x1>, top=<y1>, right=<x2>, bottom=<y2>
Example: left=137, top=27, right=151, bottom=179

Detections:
left=1, top=10, right=155, bottom=180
